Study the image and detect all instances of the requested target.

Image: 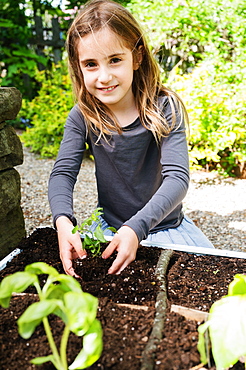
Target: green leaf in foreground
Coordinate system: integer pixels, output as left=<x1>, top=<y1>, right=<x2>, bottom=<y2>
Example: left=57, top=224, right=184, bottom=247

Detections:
left=18, top=300, right=61, bottom=339
left=0, top=271, right=37, bottom=307
left=69, top=320, right=103, bottom=370
left=64, top=292, right=98, bottom=336
left=228, top=274, right=246, bottom=296
left=31, top=354, right=55, bottom=365
left=0, top=262, right=103, bottom=370
left=25, top=262, right=59, bottom=277
left=198, top=274, right=246, bottom=370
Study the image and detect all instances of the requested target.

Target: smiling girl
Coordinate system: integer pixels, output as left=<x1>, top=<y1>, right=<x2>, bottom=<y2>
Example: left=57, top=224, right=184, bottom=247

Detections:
left=48, top=0, right=214, bottom=278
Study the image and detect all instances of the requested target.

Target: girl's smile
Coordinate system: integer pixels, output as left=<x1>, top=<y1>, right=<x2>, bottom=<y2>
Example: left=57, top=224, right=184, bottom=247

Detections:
left=98, top=85, right=118, bottom=92
left=78, top=28, right=140, bottom=120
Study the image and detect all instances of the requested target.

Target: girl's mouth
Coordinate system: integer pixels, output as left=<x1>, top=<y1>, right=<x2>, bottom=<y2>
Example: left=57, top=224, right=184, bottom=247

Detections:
left=98, top=85, right=117, bottom=92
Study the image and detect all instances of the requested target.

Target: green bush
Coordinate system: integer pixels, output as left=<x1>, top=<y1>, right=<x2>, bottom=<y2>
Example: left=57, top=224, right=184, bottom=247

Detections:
left=20, top=62, right=74, bottom=157
left=127, top=0, right=246, bottom=177
left=127, top=0, right=246, bottom=74
left=168, top=59, right=246, bottom=176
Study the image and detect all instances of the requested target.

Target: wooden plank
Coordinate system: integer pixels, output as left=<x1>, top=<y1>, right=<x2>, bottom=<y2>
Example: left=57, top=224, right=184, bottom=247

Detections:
left=171, top=304, right=208, bottom=322
left=117, top=303, right=149, bottom=311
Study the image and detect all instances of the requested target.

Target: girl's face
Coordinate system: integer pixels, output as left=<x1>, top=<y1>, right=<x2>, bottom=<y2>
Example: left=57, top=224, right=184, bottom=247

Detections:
left=78, top=27, right=139, bottom=114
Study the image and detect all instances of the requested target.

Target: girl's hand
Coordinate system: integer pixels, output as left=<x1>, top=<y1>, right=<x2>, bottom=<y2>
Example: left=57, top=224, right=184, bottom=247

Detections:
left=56, top=216, right=87, bottom=278
left=102, top=225, right=139, bottom=275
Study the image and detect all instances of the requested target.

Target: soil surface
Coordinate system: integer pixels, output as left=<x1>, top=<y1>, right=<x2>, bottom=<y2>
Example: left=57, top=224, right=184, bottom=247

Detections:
left=1, top=227, right=246, bottom=370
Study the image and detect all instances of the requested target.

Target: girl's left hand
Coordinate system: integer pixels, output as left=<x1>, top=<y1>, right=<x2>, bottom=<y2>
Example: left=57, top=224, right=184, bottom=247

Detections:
left=102, top=225, right=139, bottom=274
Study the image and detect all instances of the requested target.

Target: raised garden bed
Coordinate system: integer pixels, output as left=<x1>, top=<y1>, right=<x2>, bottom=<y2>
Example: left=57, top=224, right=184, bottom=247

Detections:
left=1, top=227, right=246, bottom=369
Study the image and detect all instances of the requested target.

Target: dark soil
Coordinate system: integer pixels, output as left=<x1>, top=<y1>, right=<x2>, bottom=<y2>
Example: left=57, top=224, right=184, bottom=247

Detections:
left=156, top=251, right=246, bottom=370
left=1, top=227, right=246, bottom=370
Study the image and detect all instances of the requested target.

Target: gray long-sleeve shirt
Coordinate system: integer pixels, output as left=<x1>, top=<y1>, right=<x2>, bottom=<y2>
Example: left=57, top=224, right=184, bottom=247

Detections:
left=48, top=95, right=190, bottom=242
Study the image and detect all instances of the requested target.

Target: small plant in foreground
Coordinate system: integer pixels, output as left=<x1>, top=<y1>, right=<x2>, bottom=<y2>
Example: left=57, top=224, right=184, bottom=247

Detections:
left=0, top=262, right=103, bottom=370
left=72, top=208, right=116, bottom=257
left=198, top=274, right=246, bottom=370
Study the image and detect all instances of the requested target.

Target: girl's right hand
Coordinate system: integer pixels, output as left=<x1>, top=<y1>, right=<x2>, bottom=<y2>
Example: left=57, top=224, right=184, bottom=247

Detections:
left=56, top=216, right=87, bottom=278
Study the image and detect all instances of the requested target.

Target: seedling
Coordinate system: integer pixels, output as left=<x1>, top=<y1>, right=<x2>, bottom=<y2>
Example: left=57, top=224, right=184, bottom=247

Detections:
left=198, top=274, right=246, bottom=370
left=0, top=262, right=103, bottom=370
left=72, top=207, right=116, bottom=257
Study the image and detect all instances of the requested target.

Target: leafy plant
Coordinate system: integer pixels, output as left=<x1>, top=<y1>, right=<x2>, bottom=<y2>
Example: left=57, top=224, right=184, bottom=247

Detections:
left=198, top=274, right=246, bottom=369
left=0, top=262, right=103, bottom=370
left=127, top=0, right=246, bottom=177
left=168, top=59, right=246, bottom=176
left=0, top=0, right=69, bottom=99
left=72, top=208, right=116, bottom=257
left=20, top=61, right=74, bottom=157
left=128, top=0, right=246, bottom=74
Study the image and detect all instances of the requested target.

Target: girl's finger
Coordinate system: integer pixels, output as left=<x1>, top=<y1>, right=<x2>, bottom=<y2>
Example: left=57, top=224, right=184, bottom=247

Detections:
left=66, top=265, right=81, bottom=279
left=108, top=257, right=124, bottom=274
left=72, top=235, right=87, bottom=259
left=102, top=238, right=118, bottom=259
left=108, top=252, right=132, bottom=274
left=71, top=249, right=87, bottom=260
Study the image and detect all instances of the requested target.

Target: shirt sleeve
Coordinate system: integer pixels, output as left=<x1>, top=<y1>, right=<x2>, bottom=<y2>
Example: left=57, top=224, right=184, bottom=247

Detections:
left=48, top=105, right=87, bottom=227
left=123, top=100, right=190, bottom=241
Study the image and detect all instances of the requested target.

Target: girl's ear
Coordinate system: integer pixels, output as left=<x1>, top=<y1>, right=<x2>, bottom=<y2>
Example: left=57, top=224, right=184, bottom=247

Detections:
left=133, top=45, right=144, bottom=70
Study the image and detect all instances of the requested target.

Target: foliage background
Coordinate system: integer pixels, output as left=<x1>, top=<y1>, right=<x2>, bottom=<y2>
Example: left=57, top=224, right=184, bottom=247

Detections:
left=1, top=0, right=245, bottom=177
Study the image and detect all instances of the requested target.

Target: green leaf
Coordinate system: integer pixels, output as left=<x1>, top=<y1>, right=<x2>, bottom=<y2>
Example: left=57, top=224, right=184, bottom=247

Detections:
left=12, top=47, right=42, bottom=61
left=228, top=274, right=246, bottom=296
left=64, top=292, right=98, bottom=336
left=83, top=234, right=93, bottom=246
left=72, top=225, right=79, bottom=234
left=25, top=262, right=59, bottom=277
left=69, top=320, right=103, bottom=370
left=7, top=64, right=18, bottom=75
left=107, top=226, right=117, bottom=233
left=45, top=285, right=67, bottom=301
left=94, top=226, right=106, bottom=243
left=0, top=19, right=15, bottom=28
left=18, top=299, right=60, bottom=339
left=46, top=274, right=84, bottom=306
left=205, top=295, right=246, bottom=369
left=50, top=274, right=83, bottom=295
left=31, top=354, right=54, bottom=365
left=0, top=272, right=37, bottom=308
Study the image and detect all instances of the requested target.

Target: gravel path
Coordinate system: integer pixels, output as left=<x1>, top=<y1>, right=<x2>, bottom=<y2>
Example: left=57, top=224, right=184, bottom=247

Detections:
left=17, top=145, right=246, bottom=252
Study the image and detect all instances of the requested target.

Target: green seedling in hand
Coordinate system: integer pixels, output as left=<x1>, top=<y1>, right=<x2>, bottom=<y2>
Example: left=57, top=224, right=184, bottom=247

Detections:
left=72, top=207, right=116, bottom=257
left=0, top=262, right=103, bottom=370
left=198, top=274, right=246, bottom=370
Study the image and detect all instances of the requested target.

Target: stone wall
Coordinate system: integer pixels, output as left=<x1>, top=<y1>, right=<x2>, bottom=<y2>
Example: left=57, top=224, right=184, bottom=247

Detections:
left=0, top=87, right=26, bottom=258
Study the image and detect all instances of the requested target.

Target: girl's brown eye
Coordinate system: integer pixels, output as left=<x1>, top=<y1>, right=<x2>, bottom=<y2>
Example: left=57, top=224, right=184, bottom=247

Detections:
left=85, top=62, right=97, bottom=68
left=111, top=58, right=121, bottom=64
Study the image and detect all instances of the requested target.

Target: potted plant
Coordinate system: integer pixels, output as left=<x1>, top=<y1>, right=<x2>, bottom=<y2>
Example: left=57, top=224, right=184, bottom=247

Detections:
left=72, top=207, right=116, bottom=257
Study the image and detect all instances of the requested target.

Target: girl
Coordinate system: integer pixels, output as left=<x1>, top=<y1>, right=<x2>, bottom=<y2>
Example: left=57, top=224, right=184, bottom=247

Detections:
left=48, top=0, right=214, bottom=278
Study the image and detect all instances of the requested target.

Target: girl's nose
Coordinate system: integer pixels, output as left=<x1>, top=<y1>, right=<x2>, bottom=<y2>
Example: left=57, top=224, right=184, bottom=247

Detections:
left=97, top=66, right=112, bottom=84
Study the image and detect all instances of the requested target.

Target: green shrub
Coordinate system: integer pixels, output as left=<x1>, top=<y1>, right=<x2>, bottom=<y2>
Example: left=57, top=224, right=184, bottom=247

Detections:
left=20, top=61, right=74, bottom=158
left=128, top=0, right=246, bottom=177
left=128, top=0, right=246, bottom=74
left=167, top=59, right=246, bottom=176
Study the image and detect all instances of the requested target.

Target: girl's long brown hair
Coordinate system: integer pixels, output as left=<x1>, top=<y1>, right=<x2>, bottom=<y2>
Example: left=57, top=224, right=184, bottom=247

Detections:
left=66, top=0, right=188, bottom=141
